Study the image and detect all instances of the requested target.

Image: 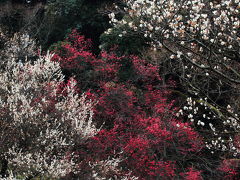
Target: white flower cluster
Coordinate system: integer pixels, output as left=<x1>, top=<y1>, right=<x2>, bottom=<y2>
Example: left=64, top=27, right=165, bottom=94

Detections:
left=7, top=147, right=78, bottom=178
left=110, top=0, right=239, bottom=44
left=108, top=0, right=240, bottom=82
left=0, top=34, right=99, bottom=178
left=89, top=156, right=139, bottom=180
left=2, top=32, right=37, bottom=63
left=178, top=96, right=240, bottom=156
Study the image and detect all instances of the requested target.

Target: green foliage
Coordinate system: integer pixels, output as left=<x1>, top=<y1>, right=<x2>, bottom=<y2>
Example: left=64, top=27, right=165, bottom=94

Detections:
left=48, top=40, right=68, bottom=52
left=0, top=12, right=24, bottom=34
left=0, top=0, right=8, bottom=3
left=34, top=0, right=112, bottom=51
left=100, top=24, right=150, bottom=55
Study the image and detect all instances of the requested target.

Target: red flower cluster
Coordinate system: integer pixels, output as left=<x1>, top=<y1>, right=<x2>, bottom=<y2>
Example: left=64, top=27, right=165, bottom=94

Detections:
left=218, top=159, right=240, bottom=180
left=53, top=29, right=237, bottom=179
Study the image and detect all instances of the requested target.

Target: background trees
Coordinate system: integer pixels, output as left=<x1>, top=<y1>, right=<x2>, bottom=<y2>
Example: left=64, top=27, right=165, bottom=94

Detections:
left=0, top=0, right=113, bottom=51
left=0, top=0, right=240, bottom=179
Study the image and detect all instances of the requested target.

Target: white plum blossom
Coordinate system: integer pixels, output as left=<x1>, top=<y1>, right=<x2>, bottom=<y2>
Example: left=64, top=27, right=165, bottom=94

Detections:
left=0, top=33, right=99, bottom=178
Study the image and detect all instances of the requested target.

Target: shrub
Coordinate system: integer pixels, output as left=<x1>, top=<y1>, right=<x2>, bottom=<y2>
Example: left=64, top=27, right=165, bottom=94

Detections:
left=0, top=33, right=99, bottom=178
left=53, top=30, right=205, bottom=179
